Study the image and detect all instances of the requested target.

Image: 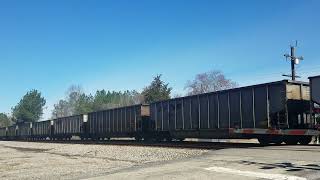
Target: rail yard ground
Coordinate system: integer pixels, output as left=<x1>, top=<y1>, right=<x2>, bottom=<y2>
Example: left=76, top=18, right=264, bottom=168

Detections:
left=0, top=141, right=319, bottom=180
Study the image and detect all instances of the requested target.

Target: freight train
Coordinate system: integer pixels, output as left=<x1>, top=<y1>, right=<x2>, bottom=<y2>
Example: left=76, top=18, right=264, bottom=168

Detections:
left=1, top=76, right=320, bottom=145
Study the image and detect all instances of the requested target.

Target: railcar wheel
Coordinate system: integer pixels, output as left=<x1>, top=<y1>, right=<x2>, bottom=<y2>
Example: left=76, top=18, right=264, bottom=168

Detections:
left=143, top=137, right=153, bottom=142
left=135, top=136, right=142, bottom=141
left=155, top=137, right=162, bottom=142
left=165, top=137, right=172, bottom=142
left=273, top=139, right=283, bottom=145
left=270, top=136, right=283, bottom=145
left=258, top=137, right=270, bottom=145
left=284, top=136, right=298, bottom=145
left=298, top=136, right=312, bottom=145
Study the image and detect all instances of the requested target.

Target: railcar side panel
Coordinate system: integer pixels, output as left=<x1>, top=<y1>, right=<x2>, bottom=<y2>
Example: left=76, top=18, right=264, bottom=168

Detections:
left=0, top=127, right=7, bottom=138
left=32, top=120, right=51, bottom=138
left=18, top=123, right=32, bottom=138
left=168, top=100, right=175, bottom=131
left=241, top=88, right=254, bottom=128
left=268, top=84, right=286, bottom=127
left=310, top=76, right=320, bottom=104
left=230, top=91, right=241, bottom=128
left=254, top=86, right=268, bottom=129
left=7, top=126, right=17, bottom=137
left=87, top=105, right=149, bottom=139
left=176, top=99, right=183, bottom=130
left=54, top=115, right=83, bottom=137
left=208, top=93, right=219, bottom=129
left=218, top=93, right=229, bottom=128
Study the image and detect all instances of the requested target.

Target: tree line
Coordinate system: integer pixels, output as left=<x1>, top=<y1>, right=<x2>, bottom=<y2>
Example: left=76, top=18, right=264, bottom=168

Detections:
left=0, top=71, right=237, bottom=127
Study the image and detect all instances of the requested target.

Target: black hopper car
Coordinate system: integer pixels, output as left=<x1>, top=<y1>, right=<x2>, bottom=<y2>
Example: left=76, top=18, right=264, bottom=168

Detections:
left=1, top=77, right=320, bottom=145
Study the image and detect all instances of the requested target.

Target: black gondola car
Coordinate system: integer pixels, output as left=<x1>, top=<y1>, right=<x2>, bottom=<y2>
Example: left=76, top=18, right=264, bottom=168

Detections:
left=150, top=80, right=316, bottom=144
left=32, top=120, right=53, bottom=139
left=7, top=125, right=17, bottom=140
left=309, top=75, right=320, bottom=107
left=0, top=127, right=7, bottom=140
left=53, top=115, right=85, bottom=140
left=87, top=104, right=150, bottom=140
left=18, top=122, right=32, bottom=140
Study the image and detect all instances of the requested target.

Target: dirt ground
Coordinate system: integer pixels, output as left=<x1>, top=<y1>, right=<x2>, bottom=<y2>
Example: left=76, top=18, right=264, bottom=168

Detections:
left=0, top=141, right=207, bottom=180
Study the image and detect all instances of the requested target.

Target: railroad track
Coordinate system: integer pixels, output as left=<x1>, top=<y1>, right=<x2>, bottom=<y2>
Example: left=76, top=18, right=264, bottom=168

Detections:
left=7, top=139, right=266, bottom=150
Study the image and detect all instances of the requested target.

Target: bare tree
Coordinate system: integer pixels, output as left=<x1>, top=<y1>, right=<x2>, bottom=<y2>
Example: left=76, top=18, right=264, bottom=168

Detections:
left=185, top=70, right=238, bottom=95
left=130, top=90, right=145, bottom=104
left=173, top=93, right=183, bottom=98
left=52, top=100, right=70, bottom=118
left=52, top=86, right=145, bottom=118
left=52, top=85, right=84, bottom=118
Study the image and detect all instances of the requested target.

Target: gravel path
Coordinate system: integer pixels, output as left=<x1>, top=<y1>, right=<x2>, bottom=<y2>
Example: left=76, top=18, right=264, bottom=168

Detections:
left=0, top=141, right=208, bottom=180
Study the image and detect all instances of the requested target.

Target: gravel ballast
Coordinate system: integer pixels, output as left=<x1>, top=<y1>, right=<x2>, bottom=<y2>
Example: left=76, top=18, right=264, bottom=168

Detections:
left=0, top=141, right=208, bottom=180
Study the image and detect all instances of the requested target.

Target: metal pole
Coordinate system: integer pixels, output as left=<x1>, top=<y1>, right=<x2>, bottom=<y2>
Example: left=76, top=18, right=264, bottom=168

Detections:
left=291, top=46, right=296, bottom=81
left=283, top=43, right=303, bottom=80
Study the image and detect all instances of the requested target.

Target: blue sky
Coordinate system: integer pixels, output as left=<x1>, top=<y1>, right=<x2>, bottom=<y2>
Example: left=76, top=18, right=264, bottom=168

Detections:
left=0, top=0, right=319, bottom=119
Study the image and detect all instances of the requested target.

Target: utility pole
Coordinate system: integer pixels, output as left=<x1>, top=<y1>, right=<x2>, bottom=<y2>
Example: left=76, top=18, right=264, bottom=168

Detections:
left=283, top=41, right=304, bottom=81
